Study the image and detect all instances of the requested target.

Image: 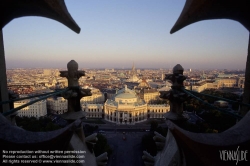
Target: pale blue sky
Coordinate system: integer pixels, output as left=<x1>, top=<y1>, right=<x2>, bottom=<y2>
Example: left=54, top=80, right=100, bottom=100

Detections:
left=2, top=0, right=249, bottom=70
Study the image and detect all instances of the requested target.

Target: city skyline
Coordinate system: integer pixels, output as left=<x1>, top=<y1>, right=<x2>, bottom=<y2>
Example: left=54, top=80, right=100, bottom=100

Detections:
left=2, top=0, right=249, bottom=70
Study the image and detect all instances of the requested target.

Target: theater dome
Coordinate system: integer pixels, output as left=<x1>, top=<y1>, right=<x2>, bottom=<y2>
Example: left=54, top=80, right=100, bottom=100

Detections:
left=115, top=85, right=138, bottom=102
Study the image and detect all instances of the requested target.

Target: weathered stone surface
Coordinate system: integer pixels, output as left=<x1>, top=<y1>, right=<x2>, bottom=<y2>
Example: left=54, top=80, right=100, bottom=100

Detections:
left=142, top=151, right=155, bottom=166
left=170, top=0, right=250, bottom=34
left=0, top=1, right=102, bottom=166
left=154, top=129, right=185, bottom=166
left=164, top=111, right=250, bottom=166
left=170, top=0, right=250, bottom=116
left=162, top=1, right=250, bottom=165
left=0, top=113, right=100, bottom=166
left=85, top=133, right=98, bottom=145
left=241, top=35, right=250, bottom=115
left=153, top=132, right=166, bottom=151
left=0, top=113, right=81, bottom=150
left=160, top=64, right=187, bottom=121
left=0, top=0, right=80, bottom=114
left=60, top=60, right=91, bottom=118
left=68, top=126, right=98, bottom=166
left=96, top=152, right=108, bottom=166
left=0, top=30, right=9, bottom=113
left=0, top=0, right=80, bottom=33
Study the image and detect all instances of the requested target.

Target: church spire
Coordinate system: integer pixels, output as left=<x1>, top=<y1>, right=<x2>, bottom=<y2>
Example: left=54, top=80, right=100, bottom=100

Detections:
left=132, top=62, right=135, bottom=71
left=131, top=62, right=136, bottom=76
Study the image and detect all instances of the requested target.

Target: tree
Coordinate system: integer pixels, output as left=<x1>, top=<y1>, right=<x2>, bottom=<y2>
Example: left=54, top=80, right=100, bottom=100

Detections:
left=16, top=116, right=61, bottom=132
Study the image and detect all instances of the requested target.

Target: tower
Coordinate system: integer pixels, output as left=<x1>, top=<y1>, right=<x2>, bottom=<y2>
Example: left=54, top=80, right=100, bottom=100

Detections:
left=131, top=62, right=136, bottom=76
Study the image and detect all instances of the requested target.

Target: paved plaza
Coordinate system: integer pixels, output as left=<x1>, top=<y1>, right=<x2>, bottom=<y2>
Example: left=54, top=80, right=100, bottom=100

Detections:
left=105, top=131, right=146, bottom=166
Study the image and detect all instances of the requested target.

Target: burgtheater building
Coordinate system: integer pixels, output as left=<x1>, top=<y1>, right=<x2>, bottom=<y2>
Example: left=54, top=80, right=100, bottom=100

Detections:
left=104, top=85, right=169, bottom=124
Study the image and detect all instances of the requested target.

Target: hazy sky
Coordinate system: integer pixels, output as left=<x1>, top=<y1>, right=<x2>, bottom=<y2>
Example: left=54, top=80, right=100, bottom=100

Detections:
left=2, top=0, right=249, bottom=70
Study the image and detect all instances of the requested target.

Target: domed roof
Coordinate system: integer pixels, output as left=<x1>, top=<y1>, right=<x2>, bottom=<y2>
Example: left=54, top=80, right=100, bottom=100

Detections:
left=115, top=85, right=137, bottom=99
left=116, top=92, right=137, bottom=99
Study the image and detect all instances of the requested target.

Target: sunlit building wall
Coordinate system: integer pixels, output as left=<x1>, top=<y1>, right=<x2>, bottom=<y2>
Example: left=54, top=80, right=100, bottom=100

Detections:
left=104, top=85, right=169, bottom=125
left=15, top=99, right=47, bottom=118
left=47, top=97, right=67, bottom=114
left=82, top=104, right=103, bottom=118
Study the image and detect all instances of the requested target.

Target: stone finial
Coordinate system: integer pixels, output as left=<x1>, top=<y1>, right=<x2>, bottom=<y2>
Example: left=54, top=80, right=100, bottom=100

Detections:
left=173, top=64, right=184, bottom=75
left=161, top=64, right=187, bottom=121
left=60, top=60, right=91, bottom=120
left=67, top=60, right=78, bottom=71
left=61, top=60, right=83, bottom=87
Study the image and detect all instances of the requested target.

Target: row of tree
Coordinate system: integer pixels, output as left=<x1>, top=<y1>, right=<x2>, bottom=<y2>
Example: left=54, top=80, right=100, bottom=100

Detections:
left=183, top=89, right=239, bottom=132
left=16, top=116, right=61, bottom=132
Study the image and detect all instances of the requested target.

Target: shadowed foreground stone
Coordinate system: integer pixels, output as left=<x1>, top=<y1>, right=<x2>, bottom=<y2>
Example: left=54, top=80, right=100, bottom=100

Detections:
left=154, top=111, right=250, bottom=166
left=170, top=0, right=250, bottom=116
left=170, top=0, right=250, bottom=34
left=0, top=0, right=80, bottom=33
left=0, top=0, right=80, bottom=114
left=0, top=113, right=80, bottom=151
left=0, top=113, right=104, bottom=166
left=160, top=64, right=187, bottom=121
left=0, top=1, right=104, bottom=165
left=60, top=60, right=92, bottom=120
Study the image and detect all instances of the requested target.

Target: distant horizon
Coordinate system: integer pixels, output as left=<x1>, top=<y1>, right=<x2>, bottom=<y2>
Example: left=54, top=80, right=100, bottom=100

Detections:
left=5, top=60, right=248, bottom=71
left=3, top=0, right=249, bottom=71
left=6, top=66, right=246, bottom=71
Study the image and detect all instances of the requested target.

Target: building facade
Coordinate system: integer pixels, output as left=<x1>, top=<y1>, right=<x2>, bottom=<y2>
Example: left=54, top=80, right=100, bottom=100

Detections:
left=46, top=86, right=169, bottom=123
left=15, top=98, right=47, bottom=118
left=136, top=79, right=161, bottom=103
left=82, top=104, right=103, bottom=118
left=187, top=77, right=245, bottom=92
left=237, top=77, right=245, bottom=88
left=47, top=97, right=67, bottom=114
left=147, top=105, right=169, bottom=118
left=143, top=89, right=160, bottom=103
left=80, top=87, right=104, bottom=104
left=104, top=85, right=169, bottom=125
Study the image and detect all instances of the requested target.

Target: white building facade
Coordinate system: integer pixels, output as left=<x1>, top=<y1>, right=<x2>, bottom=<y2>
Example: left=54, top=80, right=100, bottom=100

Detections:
left=15, top=98, right=47, bottom=118
left=80, top=87, right=105, bottom=104
left=82, top=104, right=103, bottom=118
left=104, top=85, right=169, bottom=125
